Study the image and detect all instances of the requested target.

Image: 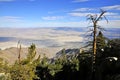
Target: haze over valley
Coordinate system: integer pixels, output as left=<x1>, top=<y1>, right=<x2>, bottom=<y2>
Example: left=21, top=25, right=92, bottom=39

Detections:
left=0, top=27, right=119, bottom=50
left=0, top=27, right=85, bottom=49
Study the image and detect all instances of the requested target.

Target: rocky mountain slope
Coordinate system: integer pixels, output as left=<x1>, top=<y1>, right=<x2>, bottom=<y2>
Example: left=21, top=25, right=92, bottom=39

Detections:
left=0, top=47, right=82, bottom=64
left=0, top=47, right=62, bottom=64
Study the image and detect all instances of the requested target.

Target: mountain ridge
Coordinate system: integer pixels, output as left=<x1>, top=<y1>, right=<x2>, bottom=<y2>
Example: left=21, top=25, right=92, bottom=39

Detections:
left=0, top=47, right=62, bottom=64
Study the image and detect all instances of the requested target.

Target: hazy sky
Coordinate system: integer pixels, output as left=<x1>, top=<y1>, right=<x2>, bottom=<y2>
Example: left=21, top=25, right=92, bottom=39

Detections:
left=0, top=0, right=120, bottom=28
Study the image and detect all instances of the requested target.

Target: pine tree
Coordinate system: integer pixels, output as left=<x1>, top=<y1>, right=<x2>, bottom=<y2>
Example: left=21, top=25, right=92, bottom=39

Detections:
left=10, top=44, right=40, bottom=80
left=96, top=31, right=107, bottom=51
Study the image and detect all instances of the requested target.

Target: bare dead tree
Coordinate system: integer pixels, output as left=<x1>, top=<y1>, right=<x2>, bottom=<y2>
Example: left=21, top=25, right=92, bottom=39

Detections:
left=87, top=9, right=108, bottom=63
left=17, top=40, right=21, bottom=64
left=86, top=9, right=108, bottom=80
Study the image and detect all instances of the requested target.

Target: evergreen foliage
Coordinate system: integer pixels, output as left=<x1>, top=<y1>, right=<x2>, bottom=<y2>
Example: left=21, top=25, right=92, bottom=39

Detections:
left=10, top=44, right=40, bottom=80
left=96, top=31, right=107, bottom=50
left=0, top=38, right=120, bottom=80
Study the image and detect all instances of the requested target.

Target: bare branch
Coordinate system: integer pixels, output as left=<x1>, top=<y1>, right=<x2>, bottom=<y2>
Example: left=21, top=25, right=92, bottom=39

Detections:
left=96, top=9, right=107, bottom=22
left=103, top=15, right=108, bottom=23
left=87, top=26, right=92, bottom=28
left=96, top=25, right=106, bottom=31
